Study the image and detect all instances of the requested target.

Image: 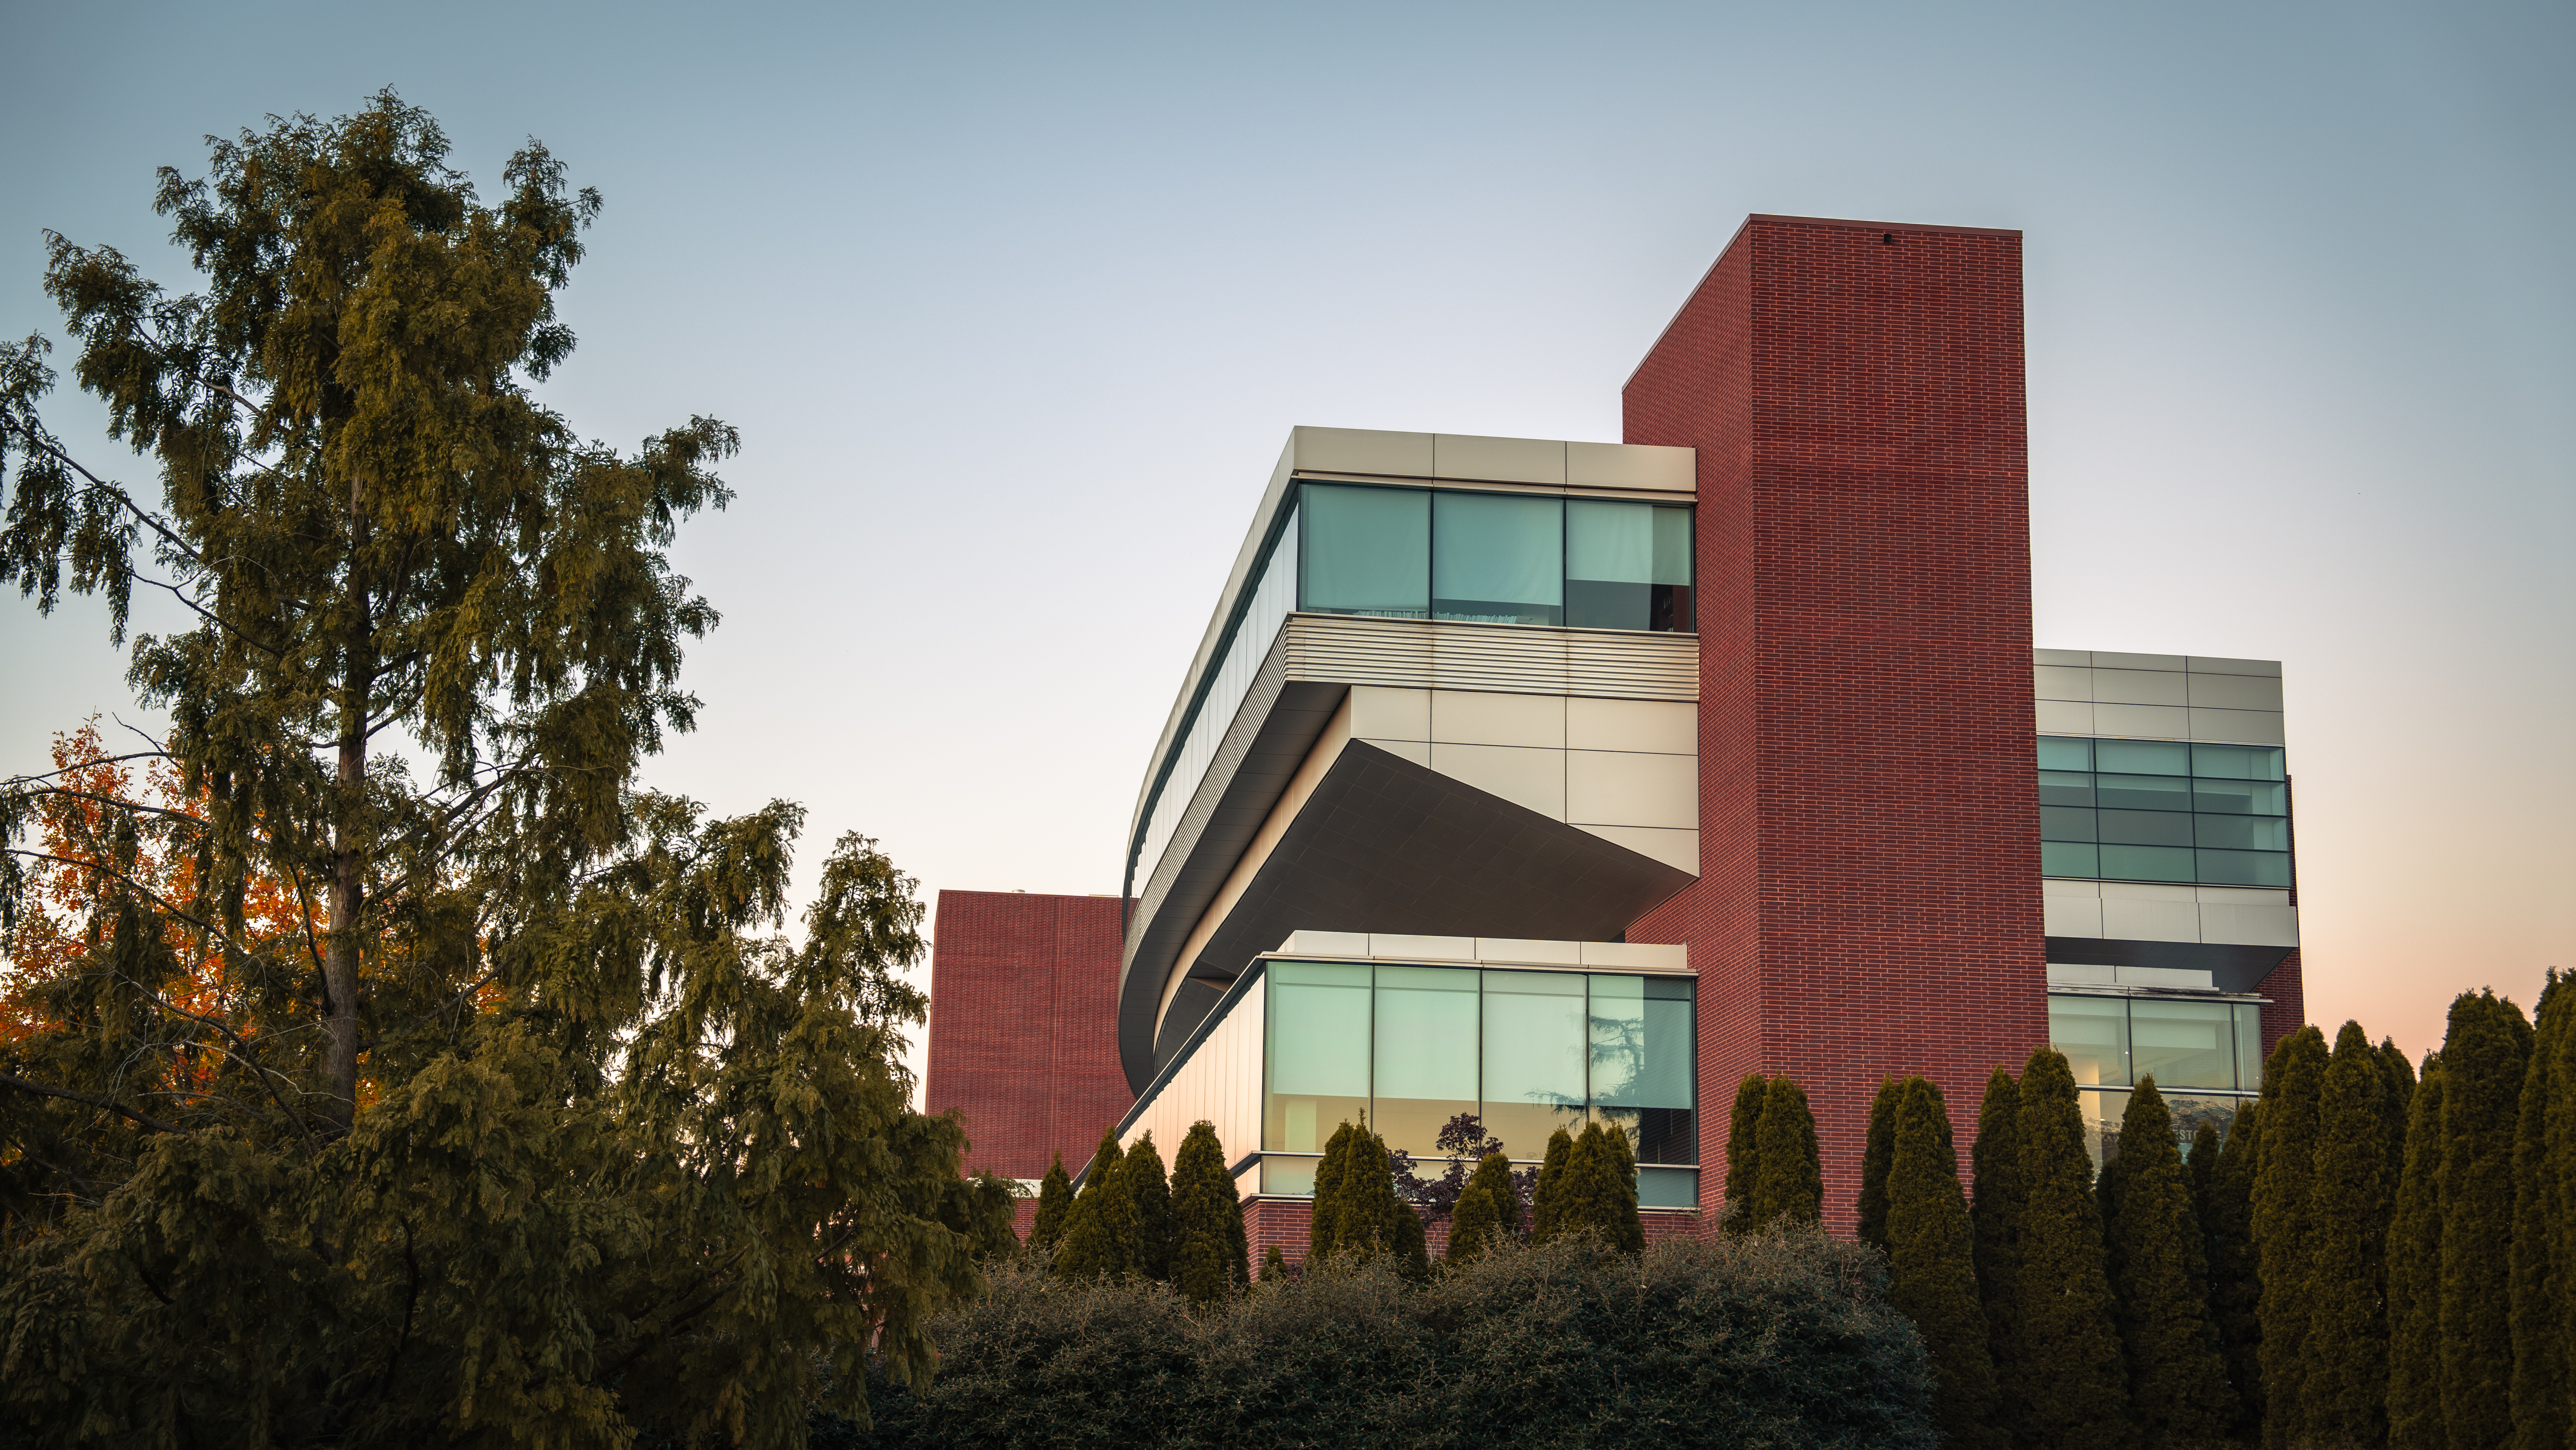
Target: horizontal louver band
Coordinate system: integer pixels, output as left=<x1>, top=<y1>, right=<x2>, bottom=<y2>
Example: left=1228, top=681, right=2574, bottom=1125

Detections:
left=1282, top=614, right=1699, bottom=701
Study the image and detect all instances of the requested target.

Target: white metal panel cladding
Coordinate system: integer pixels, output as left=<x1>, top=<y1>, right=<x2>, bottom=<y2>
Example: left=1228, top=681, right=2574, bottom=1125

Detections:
left=1119, top=975, right=1265, bottom=1174
left=1282, top=614, right=1699, bottom=701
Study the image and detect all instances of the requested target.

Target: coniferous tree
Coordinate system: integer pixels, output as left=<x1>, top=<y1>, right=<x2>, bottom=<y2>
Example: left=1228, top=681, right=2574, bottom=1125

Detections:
left=2186, top=1122, right=2221, bottom=1243
left=1030, top=1154, right=1075, bottom=1253
left=1722, top=1073, right=1771, bottom=1233
left=2105, top=1078, right=2237, bottom=1446
left=1531, top=1126, right=1575, bottom=1244
left=1885, top=1077, right=2003, bottom=1450
left=2380, top=1038, right=2419, bottom=1192
left=1171, top=1122, right=1247, bottom=1303
left=1859, top=1078, right=1903, bottom=1256
left=1260, top=1243, right=1288, bottom=1283
left=1553, top=1122, right=1647, bottom=1251
left=2510, top=970, right=2569, bottom=1450
left=2206, top=1100, right=2265, bottom=1433
left=2015, top=1046, right=2133, bottom=1450
left=2440, top=990, right=2533, bottom=1450
left=2305, top=1021, right=2397, bottom=1448
left=1309, top=1121, right=1356, bottom=1259
left=1446, top=1151, right=1512, bottom=1264
left=1121, top=1131, right=1176, bottom=1281
left=1749, top=1076, right=1823, bottom=1227
left=1972, top=1065, right=2028, bottom=1407
left=1055, top=1128, right=1133, bottom=1280
left=1330, top=1128, right=1406, bottom=1263
left=2255, top=1023, right=2330, bottom=1449
left=1390, top=1182, right=1432, bottom=1281
left=2387, top=1054, right=2446, bottom=1450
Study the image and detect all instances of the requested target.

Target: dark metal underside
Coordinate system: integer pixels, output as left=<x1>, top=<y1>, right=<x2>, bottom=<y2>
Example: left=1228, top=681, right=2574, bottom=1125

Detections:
left=2044, top=936, right=2292, bottom=994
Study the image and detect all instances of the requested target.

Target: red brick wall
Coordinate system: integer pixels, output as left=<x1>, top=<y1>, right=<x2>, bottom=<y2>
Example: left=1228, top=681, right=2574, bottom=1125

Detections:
left=2257, top=949, right=2305, bottom=1055
left=1625, top=215, right=2050, bottom=1230
left=925, top=890, right=1135, bottom=1182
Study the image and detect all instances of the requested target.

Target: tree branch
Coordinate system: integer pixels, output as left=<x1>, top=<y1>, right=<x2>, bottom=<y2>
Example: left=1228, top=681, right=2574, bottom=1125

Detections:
left=0, top=1071, right=182, bottom=1133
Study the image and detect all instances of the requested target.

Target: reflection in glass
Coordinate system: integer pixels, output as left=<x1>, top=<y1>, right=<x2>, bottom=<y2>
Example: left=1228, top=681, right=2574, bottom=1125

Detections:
left=2039, top=772, right=2097, bottom=807
left=2050, top=994, right=2130, bottom=1088
left=1260, top=1156, right=1320, bottom=1196
left=2042, top=842, right=2101, bottom=878
left=1479, top=971, right=1586, bottom=1158
left=2192, top=778, right=2289, bottom=815
left=2192, top=743, right=2286, bottom=781
left=1589, top=976, right=1696, bottom=1164
left=2160, top=1093, right=2248, bottom=1153
left=2037, top=736, right=2094, bottom=771
left=1433, top=492, right=1563, bottom=625
left=2097, top=739, right=2190, bottom=775
left=2099, top=810, right=2194, bottom=847
left=2235, top=1004, right=2266, bottom=1092
left=2198, top=849, right=2293, bottom=887
left=1566, top=500, right=1693, bottom=631
left=1301, top=485, right=1428, bottom=617
left=2040, top=806, right=2098, bottom=841
left=2101, top=844, right=2196, bottom=882
left=2130, top=1000, right=2237, bottom=1089
left=1373, top=965, right=1479, bottom=1156
left=1265, top=961, right=1371, bottom=1152
left=2097, top=775, right=2194, bottom=811
left=1638, top=1167, right=1699, bottom=1209
left=2196, top=816, right=2291, bottom=851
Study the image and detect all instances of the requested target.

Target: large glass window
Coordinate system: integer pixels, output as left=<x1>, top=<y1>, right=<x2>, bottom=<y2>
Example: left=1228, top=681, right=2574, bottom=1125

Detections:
left=2129, top=998, right=2237, bottom=1089
left=1264, top=961, right=1371, bottom=1153
left=2051, top=994, right=2130, bottom=1088
left=1480, top=971, right=1588, bottom=1158
left=1301, top=484, right=1428, bottom=618
left=2037, top=736, right=2291, bottom=886
left=1434, top=492, right=1562, bottom=625
left=1589, top=976, right=1697, bottom=1165
left=1566, top=500, right=1694, bottom=631
left=2049, top=991, right=2265, bottom=1168
left=1373, top=966, right=1480, bottom=1156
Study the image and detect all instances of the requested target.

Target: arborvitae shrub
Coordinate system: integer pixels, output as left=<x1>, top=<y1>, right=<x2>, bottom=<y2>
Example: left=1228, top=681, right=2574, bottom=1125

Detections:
left=1030, top=1154, right=1073, bottom=1253
left=2107, top=1078, right=2236, bottom=1446
left=2510, top=969, right=2569, bottom=1450
left=1331, top=1129, right=1405, bottom=1263
left=2185, top=1122, right=2219, bottom=1243
left=1885, top=1076, right=2001, bottom=1450
left=1054, top=1128, right=1132, bottom=1280
left=1604, top=1122, right=1644, bottom=1252
left=2439, top=990, right=2532, bottom=1450
left=1971, top=1064, right=2026, bottom=1411
left=1750, top=1076, right=1823, bottom=1227
left=1445, top=1151, right=1511, bottom=1264
left=1310, top=1121, right=1355, bottom=1258
left=1722, top=1073, right=1770, bottom=1234
left=2206, top=1100, right=2265, bottom=1433
left=1859, top=1078, right=1903, bottom=1256
left=1260, top=1243, right=1288, bottom=1283
left=852, top=1229, right=1943, bottom=1449
left=2386, top=1053, right=2445, bottom=1450
left=2254, top=1023, right=2328, bottom=1449
left=1171, top=1121, right=1246, bottom=1303
left=2014, top=1046, right=2132, bottom=1450
left=2380, top=1036, right=2419, bottom=1190
left=1531, top=1126, right=1575, bottom=1244
left=1121, top=1131, right=1175, bottom=1282
left=2304, top=1021, right=2396, bottom=1447
left=1555, top=1122, right=1645, bottom=1252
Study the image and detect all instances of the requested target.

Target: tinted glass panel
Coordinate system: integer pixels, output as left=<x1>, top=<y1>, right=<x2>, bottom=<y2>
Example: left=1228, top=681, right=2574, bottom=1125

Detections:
left=2101, top=843, right=2196, bottom=881
left=1481, top=971, right=1587, bottom=1158
left=1301, top=485, right=1428, bottom=617
left=2099, top=810, right=2194, bottom=847
left=1373, top=966, right=1479, bottom=1156
left=2198, top=849, right=2293, bottom=887
left=2097, top=774, right=2193, bottom=811
left=1434, top=492, right=1562, bottom=625
left=2042, top=841, right=2101, bottom=877
left=1260, top=1156, right=1319, bottom=1196
left=1565, top=500, right=1692, bottom=630
left=2040, top=806, right=2098, bottom=841
left=1265, top=961, right=1371, bottom=1152
left=2235, top=1005, right=2266, bottom=1090
left=2192, top=778, right=2288, bottom=816
left=2196, top=815, right=2291, bottom=851
left=2051, top=994, right=2130, bottom=1087
left=2039, top=771, right=2097, bottom=808
left=2131, top=998, right=2237, bottom=1090
left=1589, top=975, right=1695, bottom=1165
left=1637, top=1167, right=1700, bottom=1209
left=2037, top=736, right=2094, bottom=771
left=2096, top=739, right=2190, bottom=775
left=2192, top=743, right=2286, bottom=781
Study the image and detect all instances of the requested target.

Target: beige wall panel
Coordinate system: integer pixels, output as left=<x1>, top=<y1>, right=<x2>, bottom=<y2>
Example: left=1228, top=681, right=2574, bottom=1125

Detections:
left=1366, top=933, right=1478, bottom=961
left=1474, top=938, right=1585, bottom=965
left=1433, top=433, right=1566, bottom=485
left=1572, top=823, right=1699, bottom=875
left=2033, top=647, right=2093, bottom=668
left=2044, top=894, right=2107, bottom=937
left=2033, top=665, right=2094, bottom=701
left=2186, top=672, right=2285, bottom=710
left=2187, top=656, right=2282, bottom=678
left=1579, top=940, right=1689, bottom=971
left=2093, top=651, right=2189, bottom=672
left=1567, top=750, right=1697, bottom=829
left=2101, top=894, right=2203, bottom=942
left=2090, top=669, right=2189, bottom=706
left=1349, top=685, right=1430, bottom=742
left=2199, top=902, right=2301, bottom=948
left=2048, top=963, right=2117, bottom=985
left=1566, top=696, right=1697, bottom=754
left=1429, top=742, right=1566, bottom=819
left=2036, top=700, right=2097, bottom=735
left=1365, top=739, right=1432, bottom=767
left=1430, top=689, right=1566, bottom=748
left=2093, top=703, right=2190, bottom=738
left=1565, top=440, right=1696, bottom=493
left=2187, top=708, right=2286, bottom=745
left=2115, top=965, right=2215, bottom=989
left=1292, top=426, right=1434, bottom=477
left=1279, top=929, right=1368, bottom=957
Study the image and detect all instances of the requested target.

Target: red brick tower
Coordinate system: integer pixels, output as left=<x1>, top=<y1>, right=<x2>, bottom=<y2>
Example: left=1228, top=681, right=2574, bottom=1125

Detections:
left=1623, top=215, right=2049, bottom=1226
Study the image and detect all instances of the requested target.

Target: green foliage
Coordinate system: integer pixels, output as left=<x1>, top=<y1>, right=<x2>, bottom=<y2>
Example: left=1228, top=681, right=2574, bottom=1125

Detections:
left=2207, top=1099, right=2265, bottom=1433
left=1310, top=1121, right=1356, bottom=1258
left=2387, top=1054, right=2446, bottom=1450
left=1531, top=1125, right=1575, bottom=1244
left=1171, top=1122, right=1246, bottom=1304
left=1884, top=1076, right=2001, bottom=1450
left=2014, top=1046, right=2132, bottom=1449
left=2254, top=1022, right=2329, bottom=1449
left=2440, top=990, right=2532, bottom=1450
left=1750, top=1076, right=1824, bottom=1228
left=1031, top=1154, right=1074, bottom=1252
left=1446, top=1151, right=1517, bottom=1264
left=1859, top=1078, right=1902, bottom=1257
left=1722, top=1072, right=1770, bottom=1233
left=1551, top=1121, right=1645, bottom=1252
left=2107, top=1078, right=2236, bottom=1446
left=1260, top=1243, right=1288, bottom=1283
left=852, top=1229, right=1942, bottom=1450
left=1971, top=1064, right=2026, bottom=1406
left=1055, top=1128, right=1133, bottom=1281
left=1122, top=1130, right=1176, bottom=1282
left=2305, top=1021, right=2397, bottom=1447
left=2510, top=969, right=2569, bottom=1450
left=1319, top=1126, right=1425, bottom=1277
left=2186, top=1120, right=2219, bottom=1243
left=2381, top=1036, right=2419, bottom=1190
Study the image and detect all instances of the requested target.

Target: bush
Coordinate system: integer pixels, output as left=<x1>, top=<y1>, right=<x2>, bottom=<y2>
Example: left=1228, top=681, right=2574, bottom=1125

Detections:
left=845, top=1226, right=1938, bottom=1449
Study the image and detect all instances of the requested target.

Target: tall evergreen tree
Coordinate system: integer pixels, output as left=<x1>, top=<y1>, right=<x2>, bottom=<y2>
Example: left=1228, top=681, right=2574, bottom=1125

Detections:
left=1330, top=1127, right=1405, bottom=1262
left=1121, top=1131, right=1176, bottom=1281
left=1446, top=1151, right=1515, bottom=1264
left=2186, top=1122, right=2220, bottom=1244
left=2381, top=1038, right=2419, bottom=1192
left=1750, top=1076, right=1823, bottom=1227
left=1309, top=1121, right=1356, bottom=1258
left=1531, top=1125, right=1575, bottom=1244
left=2207, top=1100, right=2266, bottom=1435
left=1055, top=1128, right=1134, bottom=1280
left=1031, top=1154, right=1075, bottom=1253
left=2255, top=1023, right=2330, bottom=1449
left=1972, top=1064, right=2028, bottom=1411
left=1859, top=1078, right=1904, bottom=1256
left=1171, top=1122, right=1247, bottom=1303
left=2303, top=1021, right=2398, bottom=1448
left=2014, top=1047, right=2133, bottom=1450
left=2387, top=1053, right=2447, bottom=1450
left=1722, top=1073, right=1770, bottom=1233
left=2441, top=991, right=2533, bottom=1450
left=2550, top=987, right=2576, bottom=1450
left=1885, top=1077, right=2003, bottom=1449
left=1553, top=1122, right=1646, bottom=1251
left=2510, top=970, right=2569, bottom=1450
left=2105, top=1078, right=2237, bottom=1446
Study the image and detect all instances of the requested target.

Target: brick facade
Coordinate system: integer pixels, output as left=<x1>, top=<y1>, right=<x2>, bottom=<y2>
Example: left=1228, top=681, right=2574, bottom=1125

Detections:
left=1624, top=215, right=2051, bottom=1229
left=924, top=890, right=1134, bottom=1182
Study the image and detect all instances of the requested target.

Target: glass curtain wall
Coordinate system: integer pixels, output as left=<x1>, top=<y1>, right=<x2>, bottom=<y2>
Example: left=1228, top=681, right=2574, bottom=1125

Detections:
left=2038, top=737, right=2291, bottom=887
left=1299, top=483, right=1692, bottom=632
left=2048, top=991, right=2266, bottom=1168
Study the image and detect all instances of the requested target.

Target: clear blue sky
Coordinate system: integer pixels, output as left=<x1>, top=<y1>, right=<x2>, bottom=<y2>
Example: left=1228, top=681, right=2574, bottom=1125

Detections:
left=3, top=0, right=2568, bottom=1064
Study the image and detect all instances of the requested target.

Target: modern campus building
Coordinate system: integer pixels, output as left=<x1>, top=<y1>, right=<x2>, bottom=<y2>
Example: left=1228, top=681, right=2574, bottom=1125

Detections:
left=923, top=215, right=2303, bottom=1258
